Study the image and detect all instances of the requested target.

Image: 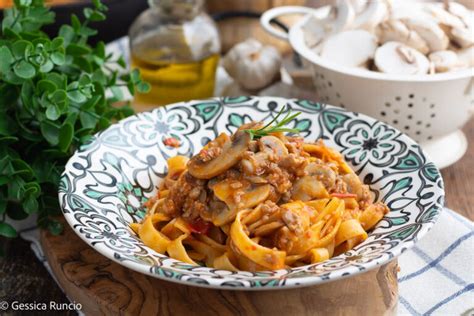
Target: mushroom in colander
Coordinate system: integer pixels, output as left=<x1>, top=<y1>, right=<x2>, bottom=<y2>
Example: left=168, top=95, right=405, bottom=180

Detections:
left=376, top=19, right=430, bottom=55
left=349, top=0, right=368, bottom=14
left=302, top=0, right=355, bottom=48
left=351, top=0, right=389, bottom=31
left=449, top=27, right=474, bottom=48
left=374, top=41, right=430, bottom=75
left=424, top=4, right=465, bottom=30
left=445, top=1, right=473, bottom=28
left=320, top=30, right=378, bottom=68
left=457, top=46, right=474, bottom=67
left=301, top=0, right=473, bottom=75
left=424, top=3, right=473, bottom=48
left=401, top=18, right=450, bottom=52
left=428, top=50, right=462, bottom=72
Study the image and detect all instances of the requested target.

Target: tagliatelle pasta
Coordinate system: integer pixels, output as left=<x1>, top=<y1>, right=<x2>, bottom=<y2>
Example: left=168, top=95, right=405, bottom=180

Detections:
left=132, top=117, right=389, bottom=271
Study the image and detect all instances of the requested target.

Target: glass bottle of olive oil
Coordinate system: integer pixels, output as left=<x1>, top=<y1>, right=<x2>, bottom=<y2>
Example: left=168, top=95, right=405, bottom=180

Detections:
left=129, top=0, right=220, bottom=111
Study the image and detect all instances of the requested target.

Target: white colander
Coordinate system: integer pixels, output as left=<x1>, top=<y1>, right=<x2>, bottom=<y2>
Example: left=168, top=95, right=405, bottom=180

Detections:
left=261, top=6, right=473, bottom=169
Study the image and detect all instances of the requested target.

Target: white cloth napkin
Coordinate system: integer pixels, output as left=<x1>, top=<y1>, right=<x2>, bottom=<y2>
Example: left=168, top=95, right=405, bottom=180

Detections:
left=397, top=208, right=474, bottom=315
left=19, top=208, right=473, bottom=315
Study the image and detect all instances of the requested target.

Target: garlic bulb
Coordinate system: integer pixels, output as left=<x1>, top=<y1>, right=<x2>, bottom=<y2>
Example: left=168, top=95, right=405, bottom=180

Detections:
left=222, top=39, right=282, bottom=90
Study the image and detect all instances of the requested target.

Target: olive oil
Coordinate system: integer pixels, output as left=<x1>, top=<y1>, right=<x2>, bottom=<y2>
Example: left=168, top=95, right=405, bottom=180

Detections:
left=128, top=0, right=220, bottom=110
left=131, top=49, right=219, bottom=109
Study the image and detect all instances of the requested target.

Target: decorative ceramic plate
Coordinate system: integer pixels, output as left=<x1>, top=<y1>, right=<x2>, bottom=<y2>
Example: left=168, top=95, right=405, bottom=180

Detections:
left=59, top=96, right=444, bottom=290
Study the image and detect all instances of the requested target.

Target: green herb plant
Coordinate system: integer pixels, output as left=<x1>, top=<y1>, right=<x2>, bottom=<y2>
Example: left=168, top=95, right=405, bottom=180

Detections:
left=0, top=0, right=149, bottom=241
left=245, top=107, right=302, bottom=140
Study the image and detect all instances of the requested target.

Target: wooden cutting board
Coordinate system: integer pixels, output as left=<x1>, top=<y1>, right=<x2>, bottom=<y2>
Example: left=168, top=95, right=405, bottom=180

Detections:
left=40, top=218, right=399, bottom=316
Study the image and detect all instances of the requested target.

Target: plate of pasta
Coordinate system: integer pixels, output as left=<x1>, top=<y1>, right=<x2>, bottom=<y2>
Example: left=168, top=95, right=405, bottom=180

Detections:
left=59, top=96, right=444, bottom=289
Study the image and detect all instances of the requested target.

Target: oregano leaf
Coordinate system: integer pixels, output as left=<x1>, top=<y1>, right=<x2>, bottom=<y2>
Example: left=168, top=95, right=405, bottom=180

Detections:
left=51, top=52, right=66, bottom=65
left=46, top=104, right=61, bottom=120
left=58, top=122, right=74, bottom=152
left=0, top=222, right=17, bottom=238
left=14, top=60, right=36, bottom=79
left=0, top=47, right=14, bottom=73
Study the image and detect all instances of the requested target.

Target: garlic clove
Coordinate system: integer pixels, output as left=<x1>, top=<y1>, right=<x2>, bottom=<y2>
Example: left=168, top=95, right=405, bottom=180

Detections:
left=374, top=41, right=430, bottom=75
left=320, top=30, right=378, bottom=67
left=351, top=0, right=389, bottom=32
left=376, top=19, right=430, bottom=55
left=401, top=17, right=450, bottom=52
left=222, top=38, right=282, bottom=90
left=428, top=50, right=460, bottom=72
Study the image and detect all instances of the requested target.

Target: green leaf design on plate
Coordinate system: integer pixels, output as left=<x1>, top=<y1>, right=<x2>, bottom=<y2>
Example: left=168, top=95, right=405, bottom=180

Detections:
left=192, top=102, right=221, bottom=123
left=387, top=225, right=419, bottom=240
left=228, top=113, right=245, bottom=127
left=386, top=177, right=412, bottom=197
left=251, top=280, right=280, bottom=287
left=418, top=204, right=440, bottom=223
left=85, top=190, right=101, bottom=199
left=322, top=111, right=350, bottom=132
left=294, top=118, right=311, bottom=133
left=388, top=217, right=409, bottom=226
left=394, top=150, right=423, bottom=170
left=422, top=163, right=440, bottom=182
left=222, top=96, right=251, bottom=104
left=295, top=100, right=323, bottom=111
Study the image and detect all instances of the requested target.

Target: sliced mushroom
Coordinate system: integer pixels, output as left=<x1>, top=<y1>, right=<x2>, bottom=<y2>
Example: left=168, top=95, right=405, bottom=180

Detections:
left=445, top=1, right=473, bottom=29
left=376, top=19, right=430, bottom=55
left=212, top=180, right=271, bottom=225
left=450, top=26, right=474, bottom=48
left=429, top=50, right=460, bottom=72
left=291, top=176, right=329, bottom=201
left=342, top=173, right=367, bottom=200
left=188, top=129, right=251, bottom=179
left=258, top=136, right=288, bottom=156
left=351, top=0, right=389, bottom=31
left=303, top=0, right=355, bottom=48
left=425, top=4, right=465, bottom=30
left=349, top=0, right=368, bottom=14
left=305, top=163, right=336, bottom=189
left=389, top=2, right=431, bottom=21
left=320, top=30, right=378, bottom=67
left=213, top=180, right=271, bottom=209
left=374, top=41, right=430, bottom=75
left=402, top=18, right=450, bottom=52
left=457, top=46, right=474, bottom=67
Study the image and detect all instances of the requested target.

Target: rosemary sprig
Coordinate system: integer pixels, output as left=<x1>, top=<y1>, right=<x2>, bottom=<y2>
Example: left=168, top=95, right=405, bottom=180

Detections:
left=245, top=107, right=302, bottom=140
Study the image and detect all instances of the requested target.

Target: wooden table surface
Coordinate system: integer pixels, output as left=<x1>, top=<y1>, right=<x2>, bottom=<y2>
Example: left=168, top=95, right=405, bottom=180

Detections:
left=1, top=116, right=472, bottom=314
